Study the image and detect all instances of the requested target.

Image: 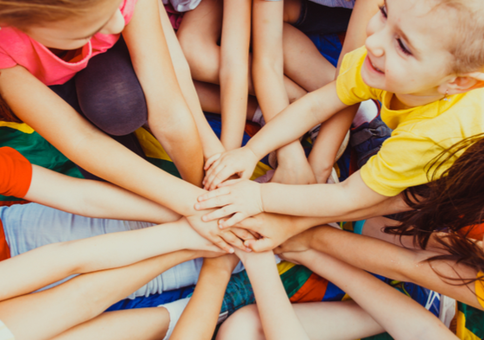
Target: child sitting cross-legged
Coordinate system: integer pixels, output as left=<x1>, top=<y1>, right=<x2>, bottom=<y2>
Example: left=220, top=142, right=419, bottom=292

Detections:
left=195, top=0, right=484, bottom=233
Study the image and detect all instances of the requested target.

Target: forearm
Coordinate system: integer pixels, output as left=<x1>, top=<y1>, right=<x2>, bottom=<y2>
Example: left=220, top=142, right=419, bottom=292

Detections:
left=246, top=83, right=345, bottom=161
left=26, top=165, right=180, bottom=224
left=308, top=106, right=356, bottom=183
left=170, top=262, right=232, bottom=340
left=243, top=253, right=309, bottom=340
left=125, top=0, right=203, bottom=186
left=261, top=171, right=386, bottom=217
left=295, top=250, right=456, bottom=340
left=308, top=225, right=482, bottom=308
left=220, top=0, right=251, bottom=151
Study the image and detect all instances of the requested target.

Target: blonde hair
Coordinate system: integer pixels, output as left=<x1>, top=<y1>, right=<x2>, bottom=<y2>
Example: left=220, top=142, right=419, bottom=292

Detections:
left=435, top=0, right=484, bottom=73
left=0, top=0, right=99, bottom=29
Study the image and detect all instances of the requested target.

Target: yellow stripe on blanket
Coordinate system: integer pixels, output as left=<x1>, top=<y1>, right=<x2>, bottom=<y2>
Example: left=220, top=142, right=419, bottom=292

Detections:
left=135, top=127, right=272, bottom=179
left=456, top=311, right=481, bottom=340
left=0, top=122, right=34, bottom=134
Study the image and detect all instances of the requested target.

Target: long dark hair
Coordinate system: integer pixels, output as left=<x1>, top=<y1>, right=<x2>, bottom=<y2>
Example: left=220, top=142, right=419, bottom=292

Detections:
left=385, top=134, right=484, bottom=284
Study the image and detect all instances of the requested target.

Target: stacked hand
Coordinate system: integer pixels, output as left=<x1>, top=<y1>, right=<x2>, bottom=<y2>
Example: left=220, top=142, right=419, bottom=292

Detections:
left=195, top=179, right=264, bottom=228
left=203, top=147, right=259, bottom=191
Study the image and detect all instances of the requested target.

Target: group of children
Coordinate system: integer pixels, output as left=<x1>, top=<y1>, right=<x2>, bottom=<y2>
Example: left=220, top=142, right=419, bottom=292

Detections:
left=0, top=0, right=483, bottom=338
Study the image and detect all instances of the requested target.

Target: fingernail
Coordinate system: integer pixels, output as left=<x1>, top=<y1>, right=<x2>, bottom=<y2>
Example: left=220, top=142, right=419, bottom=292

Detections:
left=195, top=204, right=200, bottom=210
left=229, top=248, right=235, bottom=253
left=246, top=248, right=252, bottom=252
left=202, top=216, right=207, bottom=222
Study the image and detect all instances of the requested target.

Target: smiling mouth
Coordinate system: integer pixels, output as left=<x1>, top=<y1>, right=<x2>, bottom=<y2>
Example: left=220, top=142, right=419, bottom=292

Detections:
left=368, top=57, right=385, bottom=74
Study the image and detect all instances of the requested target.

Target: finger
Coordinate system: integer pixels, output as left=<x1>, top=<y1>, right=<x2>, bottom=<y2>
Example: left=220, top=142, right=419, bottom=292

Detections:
left=203, top=159, right=221, bottom=186
left=217, top=178, right=243, bottom=188
left=220, top=231, right=246, bottom=251
left=196, top=196, right=233, bottom=211
left=230, top=227, right=256, bottom=241
left=210, top=167, right=238, bottom=191
left=197, top=187, right=231, bottom=203
left=204, top=153, right=221, bottom=171
left=211, top=236, right=234, bottom=254
left=221, top=213, right=247, bottom=228
left=244, top=238, right=274, bottom=252
left=273, top=246, right=283, bottom=255
left=201, top=205, right=238, bottom=222
left=205, top=164, right=227, bottom=190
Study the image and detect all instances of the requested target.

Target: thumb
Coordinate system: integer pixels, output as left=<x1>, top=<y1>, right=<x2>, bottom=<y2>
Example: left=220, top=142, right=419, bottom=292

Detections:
left=245, top=238, right=274, bottom=252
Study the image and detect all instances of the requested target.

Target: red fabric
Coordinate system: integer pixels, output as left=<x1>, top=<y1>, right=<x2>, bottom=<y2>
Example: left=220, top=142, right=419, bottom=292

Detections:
left=290, top=273, right=329, bottom=303
left=459, top=224, right=484, bottom=240
left=0, top=147, right=33, bottom=198
left=0, top=147, right=32, bottom=260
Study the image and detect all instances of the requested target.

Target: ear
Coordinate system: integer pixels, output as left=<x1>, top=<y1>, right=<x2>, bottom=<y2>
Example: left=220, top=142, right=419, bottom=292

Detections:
left=440, top=72, right=484, bottom=95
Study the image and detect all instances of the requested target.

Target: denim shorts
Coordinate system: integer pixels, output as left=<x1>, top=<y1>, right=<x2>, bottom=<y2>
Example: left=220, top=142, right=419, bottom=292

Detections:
left=293, top=0, right=353, bottom=35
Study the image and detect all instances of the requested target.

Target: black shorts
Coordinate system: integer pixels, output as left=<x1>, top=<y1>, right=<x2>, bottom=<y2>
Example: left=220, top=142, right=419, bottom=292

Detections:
left=293, top=0, right=353, bottom=35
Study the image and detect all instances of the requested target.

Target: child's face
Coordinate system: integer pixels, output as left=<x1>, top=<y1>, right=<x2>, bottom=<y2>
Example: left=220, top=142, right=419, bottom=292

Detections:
left=361, top=0, right=456, bottom=98
left=26, top=0, right=124, bottom=50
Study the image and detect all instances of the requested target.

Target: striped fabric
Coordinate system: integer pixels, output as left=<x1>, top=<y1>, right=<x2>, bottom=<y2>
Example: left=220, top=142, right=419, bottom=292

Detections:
left=0, top=321, right=14, bottom=340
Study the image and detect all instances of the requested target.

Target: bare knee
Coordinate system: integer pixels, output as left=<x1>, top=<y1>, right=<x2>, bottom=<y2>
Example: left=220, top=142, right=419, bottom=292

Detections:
left=217, top=305, right=265, bottom=340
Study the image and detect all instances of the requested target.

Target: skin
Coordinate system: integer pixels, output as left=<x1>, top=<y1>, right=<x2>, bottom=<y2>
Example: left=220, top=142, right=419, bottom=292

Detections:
left=0, top=0, right=250, bottom=252
left=196, top=0, right=484, bottom=228
left=218, top=249, right=458, bottom=340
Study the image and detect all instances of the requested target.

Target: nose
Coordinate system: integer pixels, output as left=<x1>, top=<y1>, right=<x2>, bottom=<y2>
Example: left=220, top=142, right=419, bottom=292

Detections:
left=365, top=14, right=385, bottom=58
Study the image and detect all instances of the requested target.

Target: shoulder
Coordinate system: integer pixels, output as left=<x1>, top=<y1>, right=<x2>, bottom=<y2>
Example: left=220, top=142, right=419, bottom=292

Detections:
left=0, top=27, right=32, bottom=70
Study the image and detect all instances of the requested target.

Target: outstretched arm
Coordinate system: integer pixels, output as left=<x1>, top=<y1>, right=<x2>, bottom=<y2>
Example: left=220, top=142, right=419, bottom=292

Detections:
left=26, top=164, right=180, bottom=223
left=279, top=224, right=482, bottom=310
left=0, top=218, right=222, bottom=302
left=219, top=0, right=251, bottom=151
left=203, top=82, right=348, bottom=190
left=236, top=250, right=309, bottom=340
left=123, top=0, right=204, bottom=186
left=283, top=250, right=457, bottom=340
left=170, top=255, right=239, bottom=340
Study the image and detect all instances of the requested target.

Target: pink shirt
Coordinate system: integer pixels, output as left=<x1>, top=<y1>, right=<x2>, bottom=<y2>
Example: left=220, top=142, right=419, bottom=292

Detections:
left=0, top=0, right=138, bottom=85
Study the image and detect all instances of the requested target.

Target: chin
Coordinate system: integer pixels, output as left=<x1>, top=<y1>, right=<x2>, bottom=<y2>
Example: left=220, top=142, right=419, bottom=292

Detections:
left=360, top=69, right=383, bottom=90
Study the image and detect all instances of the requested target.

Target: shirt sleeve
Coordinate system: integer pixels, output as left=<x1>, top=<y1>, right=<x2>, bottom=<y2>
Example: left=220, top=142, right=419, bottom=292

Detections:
left=120, top=0, right=139, bottom=25
left=0, top=48, right=17, bottom=70
left=360, top=130, right=440, bottom=197
left=336, top=46, right=381, bottom=106
left=0, top=147, right=33, bottom=198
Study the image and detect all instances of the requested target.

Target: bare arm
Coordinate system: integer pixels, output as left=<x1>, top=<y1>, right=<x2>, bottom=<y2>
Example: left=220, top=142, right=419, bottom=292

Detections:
left=286, top=250, right=458, bottom=340
left=237, top=250, right=309, bottom=340
left=219, top=0, right=251, bottom=151
left=285, top=225, right=483, bottom=310
left=123, top=0, right=204, bottom=186
left=0, top=218, right=221, bottom=302
left=170, top=255, right=238, bottom=340
left=25, top=165, right=180, bottom=223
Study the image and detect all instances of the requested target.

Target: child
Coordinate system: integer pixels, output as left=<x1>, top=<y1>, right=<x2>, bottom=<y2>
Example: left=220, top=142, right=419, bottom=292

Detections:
left=0, top=0, right=239, bottom=252
left=197, top=0, right=484, bottom=229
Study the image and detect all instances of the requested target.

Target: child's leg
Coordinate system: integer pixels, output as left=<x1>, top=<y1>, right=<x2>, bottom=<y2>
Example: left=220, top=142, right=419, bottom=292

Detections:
left=51, top=308, right=170, bottom=340
left=217, top=301, right=384, bottom=340
left=194, top=81, right=259, bottom=120
left=0, top=251, right=195, bottom=340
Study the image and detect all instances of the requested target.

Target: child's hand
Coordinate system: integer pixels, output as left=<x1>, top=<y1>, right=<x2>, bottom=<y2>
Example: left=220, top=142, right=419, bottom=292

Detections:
left=203, top=253, right=240, bottom=274
left=233, top=247, right=274, bottom=265
left=176, top=217, right=228, bottom=253
left=195, top=179, right=263, bottom=228
left=202, top=147, right=259, bottom=191
left=186, top=213, right=256, bottom=253
left=274, top=229, right=314, bottom=254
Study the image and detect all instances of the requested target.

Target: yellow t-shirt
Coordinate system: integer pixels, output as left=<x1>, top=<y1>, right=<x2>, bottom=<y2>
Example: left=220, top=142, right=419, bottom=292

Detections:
left=336, top=46, right=484, bottom=196
left=476, top=273, right=484, bottom=309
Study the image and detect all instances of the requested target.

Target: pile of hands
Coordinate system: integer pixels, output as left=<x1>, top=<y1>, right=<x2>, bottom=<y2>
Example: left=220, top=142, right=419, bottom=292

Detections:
left=186, top=145, right=318, bottom=257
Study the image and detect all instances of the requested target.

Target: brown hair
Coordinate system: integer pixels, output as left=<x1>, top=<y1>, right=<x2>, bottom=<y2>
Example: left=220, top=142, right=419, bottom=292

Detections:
left=0, top=0, right=99, bottom=29
left=434, top=0, right=484, bottom=74
left=385, top=134, right=484, bottom=284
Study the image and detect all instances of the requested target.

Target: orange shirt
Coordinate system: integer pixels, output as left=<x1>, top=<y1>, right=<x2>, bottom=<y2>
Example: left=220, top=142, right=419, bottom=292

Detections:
left=0, top=147, right=33, bottom=260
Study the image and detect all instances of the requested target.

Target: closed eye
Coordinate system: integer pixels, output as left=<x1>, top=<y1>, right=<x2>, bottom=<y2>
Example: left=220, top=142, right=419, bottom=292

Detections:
left=397, top=38, right=412, bottom=56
